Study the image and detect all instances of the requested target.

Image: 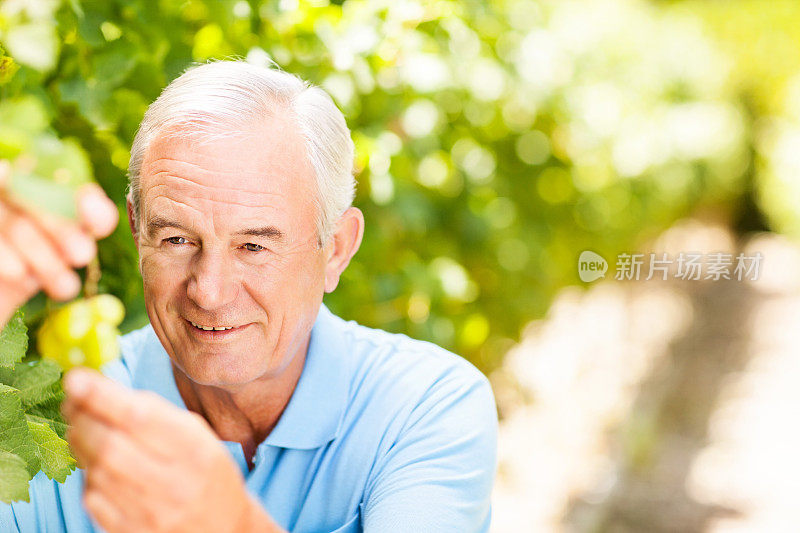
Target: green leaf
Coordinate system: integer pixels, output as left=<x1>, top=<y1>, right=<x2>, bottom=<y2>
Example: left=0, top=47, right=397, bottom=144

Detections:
left=4, top=360, right=63, bottom=407
left=0, top=450, right=31, bottom=503
left=0, top=96, right=49, bottom=158
left=9, top=171, right=79, bottom=220
left=26, top=419, right=76, bottom=483
left=92, top=40, right=139, bottom=89
left=0, top=368, right=11, bottom=386
left=55, top=69, right=117, bottom=128
left=26, top=393, right=68, bottom=440
left=3, top=21, right=60, bottom=73
left=0, top=311, right=28, bottom=369
left=31, top=135, right=94, bottom=188
left=0, top=96, right=49, bottom=134
left=0, top=384, right=39, bottom=477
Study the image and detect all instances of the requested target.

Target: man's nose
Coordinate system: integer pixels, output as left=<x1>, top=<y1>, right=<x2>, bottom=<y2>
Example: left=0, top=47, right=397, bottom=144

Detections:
left=186, top=250, right=238, bottom=310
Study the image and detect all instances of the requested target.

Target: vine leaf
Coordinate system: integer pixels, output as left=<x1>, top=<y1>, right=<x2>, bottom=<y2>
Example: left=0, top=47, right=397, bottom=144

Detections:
left=26, top=392, right=68, bottom=440
left=4, top=359, right=63, bottom=407
left=0, top=384, right=39, bottom=476
left=0, top=450, right=30, bottom=503
left=0, top=311, right=28, bottom=369
left=26, top=419, right=75, bottom=483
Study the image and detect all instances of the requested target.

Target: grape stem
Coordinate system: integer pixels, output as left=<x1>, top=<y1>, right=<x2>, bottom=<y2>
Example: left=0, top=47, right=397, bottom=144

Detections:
left=84, top=258, right=100, bottom=298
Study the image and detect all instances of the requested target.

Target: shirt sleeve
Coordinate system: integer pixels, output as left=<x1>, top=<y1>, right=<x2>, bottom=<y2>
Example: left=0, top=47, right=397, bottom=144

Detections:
left=0, top=503, right=20, bottom=532
left=361, top=368, right=498, bottom=532
left=0, top=469, right=92, bottom=532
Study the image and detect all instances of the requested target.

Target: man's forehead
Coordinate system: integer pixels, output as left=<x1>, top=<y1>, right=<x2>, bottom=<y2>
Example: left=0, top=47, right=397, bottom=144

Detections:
left=140, top=121, right=315, bottom=202
left=144, top=127, right=302, bottom=177
left=143, top=178, right=296, bottom=229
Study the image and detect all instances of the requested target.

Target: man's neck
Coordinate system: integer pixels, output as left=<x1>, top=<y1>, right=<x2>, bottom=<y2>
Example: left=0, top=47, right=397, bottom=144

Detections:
left=170, top=340, right=308, bottom=469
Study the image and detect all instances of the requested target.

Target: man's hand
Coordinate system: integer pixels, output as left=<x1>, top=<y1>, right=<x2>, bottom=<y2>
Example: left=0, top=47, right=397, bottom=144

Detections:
left=61, top=368, right=284, bottom=533
left=0, top=160, right=119, bottom=327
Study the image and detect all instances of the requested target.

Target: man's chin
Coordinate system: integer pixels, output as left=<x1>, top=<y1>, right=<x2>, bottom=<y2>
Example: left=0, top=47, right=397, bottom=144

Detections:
left=174, top=357, right=263, bottom=389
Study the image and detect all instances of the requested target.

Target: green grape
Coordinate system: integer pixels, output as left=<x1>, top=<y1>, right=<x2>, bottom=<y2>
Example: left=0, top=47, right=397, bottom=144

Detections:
left=37, top=295, right=124, bottom=371
left=66, top=346, right=86, bottom=368
left=36, top=321, right=61, bottom=363
left=80, top=322, right=120, bottom=368
left=89, top=294, right=125, bottom=326
left=48, top=300, right=92, bottom=342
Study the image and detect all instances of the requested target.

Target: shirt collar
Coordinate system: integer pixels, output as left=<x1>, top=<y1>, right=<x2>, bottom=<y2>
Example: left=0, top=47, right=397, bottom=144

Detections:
left=130, top=303, right=351, bottom=450
left=262, top=303, right=351, bottom=449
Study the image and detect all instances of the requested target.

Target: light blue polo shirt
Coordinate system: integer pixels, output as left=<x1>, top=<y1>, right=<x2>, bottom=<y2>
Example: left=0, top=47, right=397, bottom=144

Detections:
left=0, top=303, right=498, bottom=532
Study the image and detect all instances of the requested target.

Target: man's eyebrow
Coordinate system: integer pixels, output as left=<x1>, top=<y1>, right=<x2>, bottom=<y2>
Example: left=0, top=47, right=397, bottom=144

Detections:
left=234, top=226, right=285, bottom=241
left=145, top=216, right=285, bottom=242
left=146, top=216, right=191, bottom=238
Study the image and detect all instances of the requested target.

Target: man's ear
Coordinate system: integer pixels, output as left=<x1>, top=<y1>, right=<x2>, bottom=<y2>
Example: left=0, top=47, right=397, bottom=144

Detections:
left=126, top=195, right=139, bottom=248
left=323, top=207, right=365, bottom=294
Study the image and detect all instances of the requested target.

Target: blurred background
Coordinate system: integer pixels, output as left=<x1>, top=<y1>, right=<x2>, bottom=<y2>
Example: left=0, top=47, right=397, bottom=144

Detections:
left=1, top=0, right=799, bottom=530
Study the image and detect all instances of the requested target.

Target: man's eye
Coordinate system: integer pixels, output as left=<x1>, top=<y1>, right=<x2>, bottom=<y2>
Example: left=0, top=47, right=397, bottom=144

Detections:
left=243, top=243, right=265, bottom=253
left=164, top=237, right=188, bottom=245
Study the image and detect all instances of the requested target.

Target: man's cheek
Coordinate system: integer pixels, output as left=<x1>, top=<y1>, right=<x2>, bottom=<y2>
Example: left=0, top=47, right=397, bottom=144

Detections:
left=141, top=252, right=185, bottom=287
left=139, top=250, right=161, bottom=278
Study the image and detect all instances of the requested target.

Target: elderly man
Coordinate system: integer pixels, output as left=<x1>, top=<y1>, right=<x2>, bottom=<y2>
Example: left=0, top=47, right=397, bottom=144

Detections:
left=0, top=61, right=497, bottom=532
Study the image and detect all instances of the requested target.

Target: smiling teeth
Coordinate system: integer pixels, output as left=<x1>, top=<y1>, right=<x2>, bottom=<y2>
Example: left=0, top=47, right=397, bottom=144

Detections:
left=190, top=321, right=234, bottom=331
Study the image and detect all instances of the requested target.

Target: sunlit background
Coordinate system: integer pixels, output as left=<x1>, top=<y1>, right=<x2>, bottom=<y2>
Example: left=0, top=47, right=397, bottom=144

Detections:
left=1, top=0, right=800, bottom=530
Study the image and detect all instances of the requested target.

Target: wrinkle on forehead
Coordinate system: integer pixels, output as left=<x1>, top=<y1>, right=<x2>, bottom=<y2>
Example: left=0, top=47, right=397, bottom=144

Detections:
left=145, top=153, right=302, bottom=183
left=145, top=187, right=292, bottom=232
left=147, top=193, right=207, bottom=219
left=138, top=118, right=318, bottom=236
left=147, top=176, right=288, bottom=207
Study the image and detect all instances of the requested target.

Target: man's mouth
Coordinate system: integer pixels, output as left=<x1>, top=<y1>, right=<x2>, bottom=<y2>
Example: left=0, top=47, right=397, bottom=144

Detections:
left=189, top=321, right=236, bottom=331
left=184, top=318, right=250, bottom=339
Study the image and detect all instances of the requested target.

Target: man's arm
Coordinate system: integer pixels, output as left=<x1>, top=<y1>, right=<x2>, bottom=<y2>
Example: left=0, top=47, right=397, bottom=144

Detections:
left=361, top=370, right=498, bottom=532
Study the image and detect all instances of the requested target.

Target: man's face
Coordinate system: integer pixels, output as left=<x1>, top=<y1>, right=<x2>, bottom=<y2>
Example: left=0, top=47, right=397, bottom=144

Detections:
left=134, top=113, right=327, bottom=388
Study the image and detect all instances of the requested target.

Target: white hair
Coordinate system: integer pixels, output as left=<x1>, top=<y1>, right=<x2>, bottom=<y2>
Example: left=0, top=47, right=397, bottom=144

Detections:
left=127, top=60, right=356, bottom=247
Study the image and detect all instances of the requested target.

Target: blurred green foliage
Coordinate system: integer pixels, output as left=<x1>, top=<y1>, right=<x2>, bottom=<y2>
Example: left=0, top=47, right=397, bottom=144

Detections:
left=682, top=0, right=800, bottom=242
left=0, top=0, right=794, bottom=373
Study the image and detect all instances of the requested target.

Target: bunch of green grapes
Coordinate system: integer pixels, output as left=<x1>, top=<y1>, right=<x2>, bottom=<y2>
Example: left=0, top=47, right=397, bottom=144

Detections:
left=37, top=295, right=125, bottom=371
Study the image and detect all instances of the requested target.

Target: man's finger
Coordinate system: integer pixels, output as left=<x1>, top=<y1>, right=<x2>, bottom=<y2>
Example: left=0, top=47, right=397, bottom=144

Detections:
left=84, top=488, right=134, bottom=533
left=77, top=184, right=119, bottom=239
left=68, top=412, right=159, bottom=494
left=0, top=159, right=11, bottom=189
left=63, top=369, right=192, bottom=455
left=85, top=462, right=165, bottom=529
left=0, top=275, right=38, bottom=327
left=2, top=212, right=81, bottom=300
left=0, top=233, right=27, bottom=281
left=68, top=411, right=129, bottom=472
left=66, top=410, right=112, bottom=468
left=0, top=160, right=10, bottom=188
left=63, top=369, right=146, bottom=430
left=26, top=208, right=97, bottom=267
